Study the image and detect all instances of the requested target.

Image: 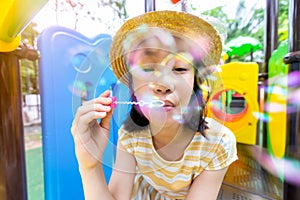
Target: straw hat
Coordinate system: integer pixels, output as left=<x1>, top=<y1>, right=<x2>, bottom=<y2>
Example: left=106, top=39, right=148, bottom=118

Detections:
left=110, top=10, right=222, bottom=86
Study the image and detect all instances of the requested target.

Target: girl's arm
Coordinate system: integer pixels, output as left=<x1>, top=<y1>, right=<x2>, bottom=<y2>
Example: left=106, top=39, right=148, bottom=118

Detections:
left=79, top=141, right=136, bottom=200
left=108, top=141, right=136, bottom=200
left=79, top=164, right=114, bottom=200
left=71, top=90, right=114, bottom=199
left=71, top=90, right=135, bottom=199
left=185, top=167, right=228, bottom=200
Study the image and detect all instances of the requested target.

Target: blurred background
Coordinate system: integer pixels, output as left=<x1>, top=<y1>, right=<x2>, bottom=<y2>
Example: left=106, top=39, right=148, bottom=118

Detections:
left=1, top=0, right=295, bottom=200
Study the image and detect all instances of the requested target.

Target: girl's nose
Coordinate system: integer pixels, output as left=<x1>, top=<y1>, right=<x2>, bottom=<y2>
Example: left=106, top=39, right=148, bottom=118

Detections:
left=153, top=83, right=173, bottom=94
left=152, top=55, right=176, bottom=94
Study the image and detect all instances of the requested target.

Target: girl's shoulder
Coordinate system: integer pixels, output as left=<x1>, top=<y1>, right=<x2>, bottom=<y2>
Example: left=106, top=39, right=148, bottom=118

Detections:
left=118, top=125, right=149, bottom=139
left=117, top=125, right=150, bottom=154
left=203, top=118, right=238, bottom=170
left=204, top=117, right=236, bottom=144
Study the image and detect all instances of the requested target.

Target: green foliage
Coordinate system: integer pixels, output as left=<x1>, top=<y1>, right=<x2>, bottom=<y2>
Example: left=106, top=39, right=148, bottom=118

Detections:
left=278, top=0, right=288, bottom=42
left=21, top=22, right=39, bottom=46
left=20, top=22, right=39, bottom=95
left=20, top=59, right=39, bottom=95
left=201, top=0, right=288, bottom=62
left=201, top=1, right=264, bottom=44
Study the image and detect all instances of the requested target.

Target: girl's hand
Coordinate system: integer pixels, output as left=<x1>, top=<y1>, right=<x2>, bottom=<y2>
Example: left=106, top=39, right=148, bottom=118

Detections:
left=71, top=90, right=113, bottom=171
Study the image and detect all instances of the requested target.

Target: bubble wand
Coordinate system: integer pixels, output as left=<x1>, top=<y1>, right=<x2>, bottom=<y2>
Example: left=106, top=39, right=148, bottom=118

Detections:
left=111, top=96, right=165, bottom=109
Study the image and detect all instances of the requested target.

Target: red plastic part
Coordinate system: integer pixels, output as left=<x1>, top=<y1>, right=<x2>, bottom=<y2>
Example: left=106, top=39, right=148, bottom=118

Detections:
left=170, top=0, right=181, bottom=4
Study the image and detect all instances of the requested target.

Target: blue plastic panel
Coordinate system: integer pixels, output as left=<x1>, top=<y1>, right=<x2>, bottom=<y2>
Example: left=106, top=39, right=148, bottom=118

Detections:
left=37, top=26, right=129, bottom=200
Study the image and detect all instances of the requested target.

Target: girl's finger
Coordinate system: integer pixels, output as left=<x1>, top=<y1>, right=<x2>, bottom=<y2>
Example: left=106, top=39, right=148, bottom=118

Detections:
left=82, top=95, right=112, bottom=106
left=86, top=90, right=111, bottom=106
left=77, top=110, right=109, bottom=131
left=76, top=103, right=111, bottom=118
left=71, top=90, right=113, bottom=137
left=80, top=90, right=111, bottom=106
left=72, top=100, right=112, bottom=135
left=99, top=90, right=111, bottom=97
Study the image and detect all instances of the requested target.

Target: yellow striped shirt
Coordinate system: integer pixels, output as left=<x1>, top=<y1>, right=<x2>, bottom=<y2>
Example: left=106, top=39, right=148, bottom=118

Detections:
left=118, top=118, right=238, bottom=199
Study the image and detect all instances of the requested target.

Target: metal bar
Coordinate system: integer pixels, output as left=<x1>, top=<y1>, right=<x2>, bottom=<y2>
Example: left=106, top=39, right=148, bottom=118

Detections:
left=288, top=0, right=300, bottom=52
left=261, top=0, right=279, bottom=148
left=283, top=1, right=300, bottom=199
left=264, top=0, right=278, bottom=73
left=145, top=0, right=156, bottom=12
left=181, top=0, right=187, bottom=11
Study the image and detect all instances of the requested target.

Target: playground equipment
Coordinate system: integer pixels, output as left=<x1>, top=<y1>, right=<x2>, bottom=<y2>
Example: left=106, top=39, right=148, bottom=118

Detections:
left=1, top=0, right=300, bottom=199
left=37, top=26, right=130, bottom=199
left=266, top=40, right=288, bottom=159
left=0, top=0, right=48, bottom=52
left=0, top=0, right=48, bottom=199
left=207, top=62, right=259, bottom=145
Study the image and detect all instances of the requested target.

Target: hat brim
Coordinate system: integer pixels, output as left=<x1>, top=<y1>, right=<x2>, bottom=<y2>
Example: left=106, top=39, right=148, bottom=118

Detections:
left=110, top=10, right=222, bottom=86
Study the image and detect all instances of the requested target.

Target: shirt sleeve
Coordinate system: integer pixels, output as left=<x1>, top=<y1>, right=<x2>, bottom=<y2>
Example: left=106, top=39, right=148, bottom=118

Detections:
left=118, top=126, right=135, bottom=154
left=205, top=127, right=238, bottom=170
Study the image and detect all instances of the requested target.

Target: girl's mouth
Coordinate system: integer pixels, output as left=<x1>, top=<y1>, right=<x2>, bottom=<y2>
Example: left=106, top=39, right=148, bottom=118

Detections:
left=162, top=100, right=175, bottom=111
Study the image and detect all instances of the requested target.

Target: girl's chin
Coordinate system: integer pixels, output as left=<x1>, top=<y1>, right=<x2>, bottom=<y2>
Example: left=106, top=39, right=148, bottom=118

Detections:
left=142, top=107, right=184, bottom=121
left=148, top=114, right=183, bottom=126
left=142, top=106, right=176, bottom=114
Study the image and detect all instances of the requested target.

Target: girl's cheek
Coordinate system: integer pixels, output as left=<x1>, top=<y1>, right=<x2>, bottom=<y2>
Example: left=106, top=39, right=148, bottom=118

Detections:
left=132, top=79, right=149, bottom=93
left=139, top=106, right=151, bottom=120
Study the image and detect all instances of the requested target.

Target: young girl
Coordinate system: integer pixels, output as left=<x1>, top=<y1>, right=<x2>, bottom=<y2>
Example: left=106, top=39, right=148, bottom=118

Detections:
left=71, top=10, right=238, bottom=200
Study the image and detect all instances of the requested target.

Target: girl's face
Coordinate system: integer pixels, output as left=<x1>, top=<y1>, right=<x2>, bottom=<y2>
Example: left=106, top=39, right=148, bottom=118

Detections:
left=127, top=36, right=196, bottom=127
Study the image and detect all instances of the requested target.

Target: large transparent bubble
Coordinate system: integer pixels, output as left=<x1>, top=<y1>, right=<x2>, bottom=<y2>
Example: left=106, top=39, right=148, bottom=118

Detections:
left=71, top=27, right=226, bottom=174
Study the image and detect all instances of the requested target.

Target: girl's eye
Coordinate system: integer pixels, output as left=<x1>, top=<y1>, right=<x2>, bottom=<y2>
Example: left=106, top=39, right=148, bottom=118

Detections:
left=173, top=67, right=188, bottom=72
left=139, top=63, right=156, bottom=72
left=173, top=66, right=189, bottom=73
left=142, top=68, right=154, bottom=72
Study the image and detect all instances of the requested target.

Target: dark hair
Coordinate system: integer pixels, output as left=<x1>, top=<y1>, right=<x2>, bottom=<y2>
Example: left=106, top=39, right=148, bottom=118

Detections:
left=122, top=62, right=211, bottom=135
